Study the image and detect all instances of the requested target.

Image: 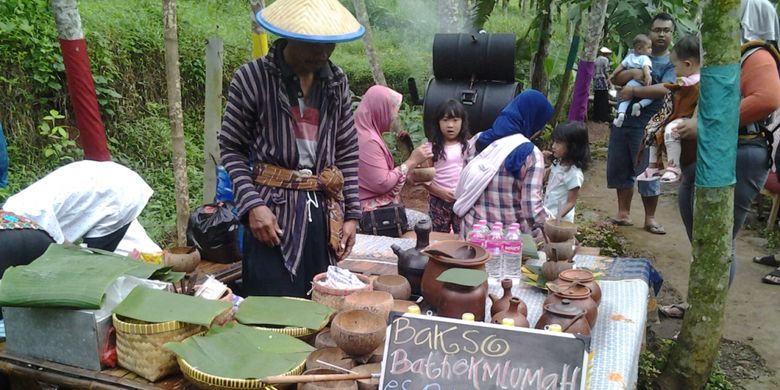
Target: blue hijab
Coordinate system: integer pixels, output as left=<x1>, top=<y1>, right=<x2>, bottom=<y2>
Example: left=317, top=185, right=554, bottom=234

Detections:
left=476, top=90, right=554, bottom=177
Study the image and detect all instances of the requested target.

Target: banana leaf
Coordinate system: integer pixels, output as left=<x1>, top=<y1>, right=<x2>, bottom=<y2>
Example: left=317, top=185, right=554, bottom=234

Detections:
left=0, top=244, right=172, bottom=309
left=164, top=323, right=313, bottom=379
left=521, top=234, right=538, bottom=258
left=113, top=287, right=231, bottom=326
left=235, top=297, right=334, bottom=330
left=436, top=268, right=487, bottom=287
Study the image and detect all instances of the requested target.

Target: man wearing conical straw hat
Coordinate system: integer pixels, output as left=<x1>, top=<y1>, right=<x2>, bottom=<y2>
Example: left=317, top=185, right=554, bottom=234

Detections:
left=219, top=0, right=365, bottom=297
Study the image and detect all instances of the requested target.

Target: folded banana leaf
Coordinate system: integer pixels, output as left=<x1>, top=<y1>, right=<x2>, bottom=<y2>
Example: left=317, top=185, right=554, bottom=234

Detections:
left=113, top=286, right=231, bottom=326
left=521, top=234, right=538, bottom=258
left=235, top=296, right=334, bottom=330
left=164, top=323, right=313, bottom=379
left=0, top=244, right=178, bottom=309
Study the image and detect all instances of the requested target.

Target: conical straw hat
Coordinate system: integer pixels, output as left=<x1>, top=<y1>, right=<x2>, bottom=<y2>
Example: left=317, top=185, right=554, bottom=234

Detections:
left=257, top=0, right=365, bottom=43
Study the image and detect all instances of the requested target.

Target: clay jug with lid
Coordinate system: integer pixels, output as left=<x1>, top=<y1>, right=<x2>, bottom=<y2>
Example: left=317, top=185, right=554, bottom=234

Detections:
left=420, top=241, right=490, bottom=309
left=436, top=281, right=488, bottom=321
left=492, top=297, right=529, bottom=327
left=535, top=299, right=591, bottom=335
left=488, top=278, right=513, bottom=316
left=393, top=219, right=432, bottom=296
left=556, top=269, right=602, bottom=304
left=544, top=283, right=598, bottom=326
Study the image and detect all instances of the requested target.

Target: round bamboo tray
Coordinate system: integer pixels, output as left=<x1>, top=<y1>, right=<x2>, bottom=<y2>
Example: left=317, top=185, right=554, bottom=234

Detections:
left=178, top=356, right=305, bottom=390
left=247, top=297, right=332, bottom=342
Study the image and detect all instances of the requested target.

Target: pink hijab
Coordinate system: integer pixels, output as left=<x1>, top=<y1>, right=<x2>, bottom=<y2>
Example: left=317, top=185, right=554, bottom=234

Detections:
left=356, top=85, right=403, bottom=168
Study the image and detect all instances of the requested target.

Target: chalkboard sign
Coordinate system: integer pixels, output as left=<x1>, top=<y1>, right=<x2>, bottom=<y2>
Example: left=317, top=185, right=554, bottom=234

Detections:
left=380, top=313, right=589, bottom=390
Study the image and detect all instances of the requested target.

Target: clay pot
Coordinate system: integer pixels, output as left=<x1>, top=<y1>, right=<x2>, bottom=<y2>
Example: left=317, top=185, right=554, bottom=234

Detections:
left=411, top=167, right=436, bottom=183
left=373, top=275, right=412, bottom=300
left=393, top=219, right=432, bottom=296
left=544, top=219, right=577, bottom=242
left=542, top=260, right=574, bottom=282
left=368, top=343, right=384, bottom=363
left=535, top=299, right=591, bottom=335
left=163, top=246, right=201, bottom=273
left=420, top=241, right=490, bottom=310
left=544, top=284, right=598, bottom=327
left=543, top=239, right=576, bottom=262
left=352, top=363, right=382, bottom=390
left=492, top=297, right=529, bottom=327
left=306, top=347, right=355, bottom=371
left=556, top=269, right=602, bottom=304
left=298, top=368, right=357, bottom=390
left=312, top=273, right=373, bottom=311
left=392, top=300, right=418, bottom=314
left=342, top=291, right=394, bottom=321
left=315, top=328, right=338, bottom=349
left=436, top=280, right=488, bottom=321
left=330, top=310, right=386, bottom=357
left=489, top=279, right=513, bottom=316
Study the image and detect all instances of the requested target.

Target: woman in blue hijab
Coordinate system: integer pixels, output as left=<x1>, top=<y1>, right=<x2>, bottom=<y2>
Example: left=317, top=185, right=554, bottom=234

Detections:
left=453, top=90, right=554, bottom=236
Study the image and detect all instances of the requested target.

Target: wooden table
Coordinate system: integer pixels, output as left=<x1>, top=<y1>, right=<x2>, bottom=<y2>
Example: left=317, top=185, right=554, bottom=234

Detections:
left=0, top=260, right=241, bottom=390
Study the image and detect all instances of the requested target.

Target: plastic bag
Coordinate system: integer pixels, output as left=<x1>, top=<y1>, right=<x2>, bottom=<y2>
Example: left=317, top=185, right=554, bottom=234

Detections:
left=215, top=165, right=234, bottom=203
left=187, top=203, right=242, bottom=263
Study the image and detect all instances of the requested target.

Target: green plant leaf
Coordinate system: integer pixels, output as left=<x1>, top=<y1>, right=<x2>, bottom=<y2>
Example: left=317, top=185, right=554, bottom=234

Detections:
left=235, top=297, right=334, bottom=330
left=113, top=286, right=231, bottom=326
left=43, top=148, right=54, bottom=157
left=436, top=268, right=488, bottom=287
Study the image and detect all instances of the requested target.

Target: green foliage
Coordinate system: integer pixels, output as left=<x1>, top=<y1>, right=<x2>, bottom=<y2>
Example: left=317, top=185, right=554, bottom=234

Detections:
left=575, top=220, right=627, bottom=257
left=38, top=110, right=82, bottom=163
left=638, top=338, right=733, bottom=390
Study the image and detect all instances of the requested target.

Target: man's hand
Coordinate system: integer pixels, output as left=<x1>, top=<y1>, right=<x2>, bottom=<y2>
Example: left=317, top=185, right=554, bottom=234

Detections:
left=248, top=205, right=282, bottom=246
left=339, top=220, right=358, bottom=261
left=672, top=118, right=697, bottom=140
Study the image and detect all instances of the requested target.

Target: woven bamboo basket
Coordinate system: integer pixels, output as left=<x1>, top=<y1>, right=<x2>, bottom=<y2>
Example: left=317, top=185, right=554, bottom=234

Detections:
left=178, top=356, right=305, bottom=390
left=311, top=273, right=373, bottom=311
left=113, top=314, right=204, bottom=382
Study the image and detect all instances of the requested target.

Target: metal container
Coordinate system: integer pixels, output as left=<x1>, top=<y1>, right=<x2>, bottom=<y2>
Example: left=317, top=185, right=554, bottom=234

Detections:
left=432, top=33, right=516, bottom=82
left=3, top=307, right=112, bottom=370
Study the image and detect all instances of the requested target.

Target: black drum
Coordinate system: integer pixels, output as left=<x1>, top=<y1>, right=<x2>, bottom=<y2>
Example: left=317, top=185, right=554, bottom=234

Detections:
left=432, top=33, right=516, bottom=83
left=423, top=79, right=520, bottom=138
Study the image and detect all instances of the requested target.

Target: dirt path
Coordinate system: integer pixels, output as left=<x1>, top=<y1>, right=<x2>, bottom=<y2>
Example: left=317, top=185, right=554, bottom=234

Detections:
left=582, top=123, right=779, bottom=388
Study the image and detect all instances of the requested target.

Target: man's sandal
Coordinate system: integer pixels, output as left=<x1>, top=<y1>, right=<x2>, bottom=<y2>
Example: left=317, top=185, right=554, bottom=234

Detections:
left=753, top=255, right=780, bottom=267
left=762, top=269, right=780, bottom=285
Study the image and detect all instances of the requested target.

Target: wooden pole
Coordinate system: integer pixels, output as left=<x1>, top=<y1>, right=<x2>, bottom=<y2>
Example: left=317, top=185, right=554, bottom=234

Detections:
left=203, top=37, right=223, bottom=204
left=162, top=0, right=190, bottom=246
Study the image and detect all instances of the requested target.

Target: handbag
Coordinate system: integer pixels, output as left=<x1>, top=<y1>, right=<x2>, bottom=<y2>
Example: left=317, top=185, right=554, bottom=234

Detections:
left=359, top=204, right=408, bottom=238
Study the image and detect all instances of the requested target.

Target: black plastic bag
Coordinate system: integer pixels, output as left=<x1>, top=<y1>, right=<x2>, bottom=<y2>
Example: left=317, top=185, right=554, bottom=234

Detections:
left=187, top=203, right=242, bottom=263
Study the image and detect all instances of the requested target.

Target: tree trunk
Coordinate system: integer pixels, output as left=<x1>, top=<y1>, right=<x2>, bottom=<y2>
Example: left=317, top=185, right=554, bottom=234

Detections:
left=502, top=0, right=509, bottom=14
left=552, top=17, right=581, bottom=125
left=352, top=0, right=387, bottom=85
left=530, top=0, right=553, bottom=95
left=250, top=0, right=268, bottom=58
left=203, top=37, right=223, bottom=204
left=50, top=0, right=110, bottom=161
left=654, top=0, right=741, bottom=388
left=567, top=0, right=609, bottom=121
left=162, top=0, right=190, bottom=246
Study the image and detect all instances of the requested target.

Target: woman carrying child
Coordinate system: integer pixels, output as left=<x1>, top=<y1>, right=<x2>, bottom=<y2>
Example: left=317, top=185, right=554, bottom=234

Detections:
left=543, top=122, right=590, bottom=222
left=423, top=100, right=470, bottom=233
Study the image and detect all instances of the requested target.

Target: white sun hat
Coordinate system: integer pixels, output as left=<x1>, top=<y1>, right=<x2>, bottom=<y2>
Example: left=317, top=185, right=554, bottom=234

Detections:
left=256, top=0, right=365, bottom=43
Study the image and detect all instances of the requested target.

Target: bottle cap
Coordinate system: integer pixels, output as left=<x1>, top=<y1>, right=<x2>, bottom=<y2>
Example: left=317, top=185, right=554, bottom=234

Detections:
left=500, top=318, right=515, bottom=327
left=545, top=323, right=563, bottom=332
left=407, top=305, right=421, bottom=314
left=461, top=313, right=475, bottom=321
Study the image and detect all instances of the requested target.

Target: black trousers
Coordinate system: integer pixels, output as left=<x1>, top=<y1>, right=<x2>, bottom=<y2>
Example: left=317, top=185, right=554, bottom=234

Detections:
left=593, top=89, right=612, bottom=122
left=241, top=194, right=331, bottom=298
left=0, top=229, right=54, bottom=278
left=82, top=222, right=131, bottom=252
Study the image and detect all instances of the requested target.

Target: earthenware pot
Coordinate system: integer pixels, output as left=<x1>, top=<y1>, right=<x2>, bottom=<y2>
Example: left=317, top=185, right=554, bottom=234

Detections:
left=311, top=272, right=373, bottom=311
left=305, top=347, right=355, bottom=371
left=373, top=275, right=412, bottom=300
left=543, top=239, right=576, bottom=262
left=436, top=280, right=488, bottom=321
left=353, top=363, right=382, bottom=390
left=488, top=278, right=513, bottom=316
left=420, top=241, right=490, bottom=309
left=542, top=260, right=574, bottom=281
left=298, top=368, right=358, bottom=390
left=315, top=328, right=338, bottom=349
left=330, top=310, right=386, bottom=357
left=492, top=297, right=529, bottom=327
left=544, top=219, right=577, bottom=242
left=393, top=219, right=432, bottom=296
left=556, top=268, right=602, bottom=304
left=411, top=167, right=436, bottom=183
left=164, top=246, right=201, bottom=273
left=535, top=299, right=591, bottom=335
left=342, top=291, right=394, bottom=321
left=544, top=283, right=598, bottom=326
left=392, top=299, right=418, bottom=314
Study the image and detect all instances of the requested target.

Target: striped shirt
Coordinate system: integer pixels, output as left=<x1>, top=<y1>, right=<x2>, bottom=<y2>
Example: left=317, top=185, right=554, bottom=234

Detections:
left=459, top=144, right=546, bottom=236
left=218, top=39, right=360, bottom=275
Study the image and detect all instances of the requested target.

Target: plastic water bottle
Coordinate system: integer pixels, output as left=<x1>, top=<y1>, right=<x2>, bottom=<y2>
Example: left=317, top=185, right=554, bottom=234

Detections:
left=503, top=226, right=524, bottom=278
left=492, top=222, right=504, bottom=232
left=485, top=225, right=505, bottom=278
left=510, top=222, right=520, bottom=231
left=467, top=224, right=486, bottom=248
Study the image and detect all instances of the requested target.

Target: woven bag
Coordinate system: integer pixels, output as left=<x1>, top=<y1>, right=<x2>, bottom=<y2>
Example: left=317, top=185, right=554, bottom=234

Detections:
left=113, top=314, right=203, bottom=382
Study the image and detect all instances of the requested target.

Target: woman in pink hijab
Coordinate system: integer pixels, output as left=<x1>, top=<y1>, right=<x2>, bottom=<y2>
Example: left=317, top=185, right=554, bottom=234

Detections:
left=357, top=86, right=432, bottom=229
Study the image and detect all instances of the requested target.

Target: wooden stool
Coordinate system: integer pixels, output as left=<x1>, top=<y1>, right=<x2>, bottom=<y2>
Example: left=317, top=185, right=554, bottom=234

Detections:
left=761, top=187, right=780, bottom=230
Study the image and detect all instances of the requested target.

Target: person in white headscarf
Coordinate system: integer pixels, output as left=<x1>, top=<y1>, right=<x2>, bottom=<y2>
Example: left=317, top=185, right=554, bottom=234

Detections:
left=740, top=0, right=780, bottom=44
